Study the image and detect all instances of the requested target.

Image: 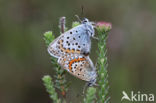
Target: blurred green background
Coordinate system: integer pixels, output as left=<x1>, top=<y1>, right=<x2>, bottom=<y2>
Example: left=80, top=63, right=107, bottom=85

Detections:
left=0, top=0, right=156, bottom=103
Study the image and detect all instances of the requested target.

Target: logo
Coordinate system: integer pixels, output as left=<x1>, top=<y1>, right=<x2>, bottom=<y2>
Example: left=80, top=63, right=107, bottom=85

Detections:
left=121, top=91, right=155, bottom=102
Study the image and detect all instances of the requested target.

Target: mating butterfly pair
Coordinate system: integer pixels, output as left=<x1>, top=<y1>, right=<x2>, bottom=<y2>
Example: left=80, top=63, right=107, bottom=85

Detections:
left=48, top=17, right=96, bottom=85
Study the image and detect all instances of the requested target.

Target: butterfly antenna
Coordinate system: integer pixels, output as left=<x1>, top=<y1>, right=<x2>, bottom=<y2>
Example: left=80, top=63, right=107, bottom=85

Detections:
left=81, top=5, right=84, bottom=17
left=75, top=15, right=82, bottom=23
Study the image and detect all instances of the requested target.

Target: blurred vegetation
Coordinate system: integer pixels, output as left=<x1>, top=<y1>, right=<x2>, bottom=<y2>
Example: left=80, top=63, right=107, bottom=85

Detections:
left=0, top=0, right=156, bottom=103
left=42, top=75, right=61, bottom=103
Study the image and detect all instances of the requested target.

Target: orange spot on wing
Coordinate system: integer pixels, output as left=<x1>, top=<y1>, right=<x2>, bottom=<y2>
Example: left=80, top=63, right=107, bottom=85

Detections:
left=68, top=58, right=86, bottom=71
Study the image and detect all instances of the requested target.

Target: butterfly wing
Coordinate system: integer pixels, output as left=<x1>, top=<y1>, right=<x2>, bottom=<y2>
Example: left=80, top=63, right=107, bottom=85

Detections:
left=47, top=36, right=63, bottom=58
left=48, top=24, right=92, bottom=58
left=58, top=54, right=96, bottom=82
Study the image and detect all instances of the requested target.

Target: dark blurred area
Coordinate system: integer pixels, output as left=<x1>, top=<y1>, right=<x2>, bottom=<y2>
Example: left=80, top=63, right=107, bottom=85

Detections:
left=0, top=0, right=156, bottom=103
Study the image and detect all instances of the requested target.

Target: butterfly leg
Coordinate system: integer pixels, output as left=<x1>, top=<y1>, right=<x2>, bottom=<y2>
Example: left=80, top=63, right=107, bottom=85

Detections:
left=95, top=62, right=98, bottom=68
left=92, top=36, right=99, bottom=40
left=59, top=17, right=66, bottom=33
left=83, top=80, right=98, bottom=95
left=82, top=82, right=88, bottom=95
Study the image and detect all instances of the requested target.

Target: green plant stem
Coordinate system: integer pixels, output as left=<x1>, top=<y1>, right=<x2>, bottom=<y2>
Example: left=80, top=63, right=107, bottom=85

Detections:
left=97, top=29, right=110, bottom=103
left=83, top=87, right=96, bottom=103
left=42, top=75, right=61, bottom=103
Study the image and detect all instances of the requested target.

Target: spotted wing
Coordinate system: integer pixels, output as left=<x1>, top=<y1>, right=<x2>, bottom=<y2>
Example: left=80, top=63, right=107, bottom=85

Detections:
left=58, top=54, right=96, bottom=82
left=48, top=24, right=91, bottom=58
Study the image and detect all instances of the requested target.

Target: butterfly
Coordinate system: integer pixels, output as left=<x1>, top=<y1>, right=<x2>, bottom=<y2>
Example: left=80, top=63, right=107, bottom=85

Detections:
left=47, top=18, right=95, bottom=58
left=58, top=53, right=96, bottom=84
left=47, top=17, right=96, bottom=85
